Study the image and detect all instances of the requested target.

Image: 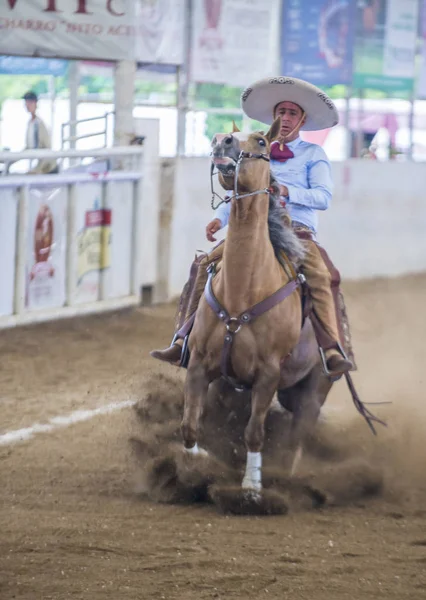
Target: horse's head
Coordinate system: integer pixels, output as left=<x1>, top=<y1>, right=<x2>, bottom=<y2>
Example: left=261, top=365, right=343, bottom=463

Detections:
left=210, top=118, right=281, bottom=193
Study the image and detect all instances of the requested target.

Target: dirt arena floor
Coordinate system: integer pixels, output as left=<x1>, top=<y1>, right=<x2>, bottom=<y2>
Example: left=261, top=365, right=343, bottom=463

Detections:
left=1, top=274, right=426, bottom=600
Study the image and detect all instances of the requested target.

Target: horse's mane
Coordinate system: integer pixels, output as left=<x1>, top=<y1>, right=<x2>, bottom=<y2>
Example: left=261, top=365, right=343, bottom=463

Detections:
left=268, top=174, right=306, bottom=265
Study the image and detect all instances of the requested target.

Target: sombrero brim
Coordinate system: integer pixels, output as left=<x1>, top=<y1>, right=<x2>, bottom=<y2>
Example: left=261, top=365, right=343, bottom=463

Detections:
left=241, top=77, right=339, bottom=131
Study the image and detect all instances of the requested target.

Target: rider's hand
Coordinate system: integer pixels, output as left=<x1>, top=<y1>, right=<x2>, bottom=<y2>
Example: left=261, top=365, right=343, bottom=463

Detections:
left=279, top=184, right=289, bottom=198
left=206, top=218, right=222, bottom=242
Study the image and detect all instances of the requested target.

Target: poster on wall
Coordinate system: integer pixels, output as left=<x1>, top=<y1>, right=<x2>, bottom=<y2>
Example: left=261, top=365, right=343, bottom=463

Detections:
left=74, top=183, right=111, bottom=305
left=352, top=0, right=420, bottom=93
left=0, top=188, right=18, bottom=317
left=190, top=0, right=279, bottom=87
left=26, top=187, right=67, bottom=311
left=416, top=0, right=426, bottom=98
left=281, top=0, right=356, bottom=87
left=0, top=0, right=184, bottom=64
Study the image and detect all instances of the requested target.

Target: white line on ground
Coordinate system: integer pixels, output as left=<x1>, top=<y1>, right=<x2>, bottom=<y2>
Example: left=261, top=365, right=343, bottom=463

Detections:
left=0, top=400, right=135, bottom=446
left=0, top=399, right=349, bottom=448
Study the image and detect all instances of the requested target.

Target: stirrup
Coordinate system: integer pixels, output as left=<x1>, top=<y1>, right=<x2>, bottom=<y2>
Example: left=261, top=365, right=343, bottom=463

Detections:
left=319, top=342, right=349, bottom=381
left=180, top=333, right=190, bottom=369
left=171, top=332, right=191, bottom=369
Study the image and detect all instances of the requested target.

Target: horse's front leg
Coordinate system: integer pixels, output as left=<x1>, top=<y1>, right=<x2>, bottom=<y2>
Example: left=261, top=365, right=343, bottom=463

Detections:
left=181, top=353, right=210, bottom=455
left=242, top=365, right=280, bottom=491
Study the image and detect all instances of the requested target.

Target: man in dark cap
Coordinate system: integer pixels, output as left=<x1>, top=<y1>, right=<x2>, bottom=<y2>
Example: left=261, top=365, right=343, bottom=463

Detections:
left=23, top=91, right=57, bottom=174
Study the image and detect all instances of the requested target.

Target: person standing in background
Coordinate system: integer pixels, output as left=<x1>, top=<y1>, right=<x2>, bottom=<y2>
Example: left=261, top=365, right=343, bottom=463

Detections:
left=23, top=91, right=57, bottom=175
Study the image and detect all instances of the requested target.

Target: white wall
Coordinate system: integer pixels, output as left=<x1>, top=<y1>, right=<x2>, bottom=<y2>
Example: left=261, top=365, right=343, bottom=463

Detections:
left=320, top=160, right=426, bottom=279
left=133, top=118, right=161, bottom=290
left=168, top=157, right=227, bottom=298
left=165, top=158, right=426, bottom=298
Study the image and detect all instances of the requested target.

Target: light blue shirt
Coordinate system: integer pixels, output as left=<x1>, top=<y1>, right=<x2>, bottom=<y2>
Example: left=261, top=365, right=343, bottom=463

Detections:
left=215, top=137, right=333, bottom=235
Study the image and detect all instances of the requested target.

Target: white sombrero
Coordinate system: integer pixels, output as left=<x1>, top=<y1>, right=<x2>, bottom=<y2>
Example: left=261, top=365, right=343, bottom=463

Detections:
left=241, top=76, right=339, bottom=131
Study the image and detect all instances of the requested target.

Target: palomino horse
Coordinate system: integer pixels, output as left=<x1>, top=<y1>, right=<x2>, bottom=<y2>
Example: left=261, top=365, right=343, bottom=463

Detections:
left=181, top=117, right=334, bottom=491
left=181, top=118, right=382, bottom=492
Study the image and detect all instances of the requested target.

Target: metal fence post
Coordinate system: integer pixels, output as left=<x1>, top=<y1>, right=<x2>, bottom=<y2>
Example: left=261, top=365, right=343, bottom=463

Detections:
left=13, top=186, right=29, bottom=316
left=66, top=184, right=77, bottom=307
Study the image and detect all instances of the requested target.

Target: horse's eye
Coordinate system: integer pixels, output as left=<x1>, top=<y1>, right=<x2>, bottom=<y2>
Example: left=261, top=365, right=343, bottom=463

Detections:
left=258, top=139, right=266, bottom=146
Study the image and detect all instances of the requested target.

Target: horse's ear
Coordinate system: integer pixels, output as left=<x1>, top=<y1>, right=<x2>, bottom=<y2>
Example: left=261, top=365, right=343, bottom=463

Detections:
left=265, top=117, right=281, bottom=143
left=232, top=120, right=240, bottom=133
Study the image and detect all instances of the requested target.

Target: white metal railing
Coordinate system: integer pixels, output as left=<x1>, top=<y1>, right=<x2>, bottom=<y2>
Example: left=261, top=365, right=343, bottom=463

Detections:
left=0, top=146, right=146, bottom=329
left=0, top=146, right=142, bottom=176
left=61, top=111, right=114, bottom=150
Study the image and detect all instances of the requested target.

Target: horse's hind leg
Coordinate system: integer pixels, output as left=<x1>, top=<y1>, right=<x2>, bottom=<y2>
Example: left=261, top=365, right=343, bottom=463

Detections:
left=278, top=365, right=330, bottom=476
left=242, top=366, right=280, bottom=491
left=181, top=355, right=210, bottom=455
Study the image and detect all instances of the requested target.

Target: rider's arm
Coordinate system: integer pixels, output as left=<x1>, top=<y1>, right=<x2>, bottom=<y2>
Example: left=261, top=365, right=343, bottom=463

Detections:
left=214, top=199, right=231, bottom=228
left=285, top=148, right=333, bottom=211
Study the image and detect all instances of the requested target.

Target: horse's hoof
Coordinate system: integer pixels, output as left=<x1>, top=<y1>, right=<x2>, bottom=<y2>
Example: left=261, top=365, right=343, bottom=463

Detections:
left=242, top=488, right=262, bottom=503
left=242, top=478, right=262, bottom=493
left=209, top=485, right=288, bottom=515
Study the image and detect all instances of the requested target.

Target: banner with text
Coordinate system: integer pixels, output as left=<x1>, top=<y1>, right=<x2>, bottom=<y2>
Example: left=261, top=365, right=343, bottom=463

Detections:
left=281, top=0, right=356, bottom=87
left=0, top=0, right=184, bottom=64
left=190, top=0, right=279, bottom=87
left=353, top=0, right=419, bottom=93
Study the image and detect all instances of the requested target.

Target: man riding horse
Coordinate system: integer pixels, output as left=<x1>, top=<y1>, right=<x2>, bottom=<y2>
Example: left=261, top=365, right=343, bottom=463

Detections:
left=151, top=76, right=353, bottom=379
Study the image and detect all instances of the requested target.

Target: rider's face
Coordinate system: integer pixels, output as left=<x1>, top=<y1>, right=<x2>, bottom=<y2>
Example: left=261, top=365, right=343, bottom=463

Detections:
left=25, top=100, right=37, bottom=116
left=274, top=101, right=305, bottom=140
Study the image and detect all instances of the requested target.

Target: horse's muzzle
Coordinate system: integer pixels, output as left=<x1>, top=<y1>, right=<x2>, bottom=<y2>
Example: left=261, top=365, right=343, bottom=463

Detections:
left=211, top=155, right=236, bottom=175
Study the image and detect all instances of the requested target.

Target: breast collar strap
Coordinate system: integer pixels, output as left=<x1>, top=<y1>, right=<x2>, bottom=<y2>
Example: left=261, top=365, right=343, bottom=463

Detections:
left=204, top=263, right=302, bottom=392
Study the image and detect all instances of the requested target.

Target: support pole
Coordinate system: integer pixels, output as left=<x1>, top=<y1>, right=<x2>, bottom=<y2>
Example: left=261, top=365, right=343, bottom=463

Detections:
left=68, top=61, right=80, bottom=150
left=356, top=89, right=364, bottom=158
left=114, top=60, right=137, bottom=147
left=177, top=0, right=192, bottom=156
left=48, top=75, right=56, bottom=147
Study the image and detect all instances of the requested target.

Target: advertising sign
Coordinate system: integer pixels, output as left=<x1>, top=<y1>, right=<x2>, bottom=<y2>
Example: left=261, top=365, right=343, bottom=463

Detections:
left=74, top=183, right=110, bottom=304
left=191, top=0, right=278, bottom=86
left=416, top=0, right=426, bottom=98
left=0, top=0, right=184, bottom=64
left=353, top=0, right=419, bottom=93
left=26, top=186, right=67, bottom=311
left=281, top=0, right=356, bottom=86
left=0, top=55, right=67, bottom=75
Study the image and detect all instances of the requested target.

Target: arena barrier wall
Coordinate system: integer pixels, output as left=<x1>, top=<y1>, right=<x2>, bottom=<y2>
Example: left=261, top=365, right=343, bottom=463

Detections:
left=0, top=146, right=152, bottom=328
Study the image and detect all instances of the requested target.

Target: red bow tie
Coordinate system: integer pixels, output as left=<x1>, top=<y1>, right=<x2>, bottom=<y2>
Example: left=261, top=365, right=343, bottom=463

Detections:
left=270, top=142, right=294, bottom=162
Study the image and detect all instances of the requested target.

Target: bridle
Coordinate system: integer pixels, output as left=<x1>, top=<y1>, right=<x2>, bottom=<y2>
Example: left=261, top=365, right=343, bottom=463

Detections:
left=210, top=148, right=271, bottom=210
left=210, top=113, right=306, bottom=208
